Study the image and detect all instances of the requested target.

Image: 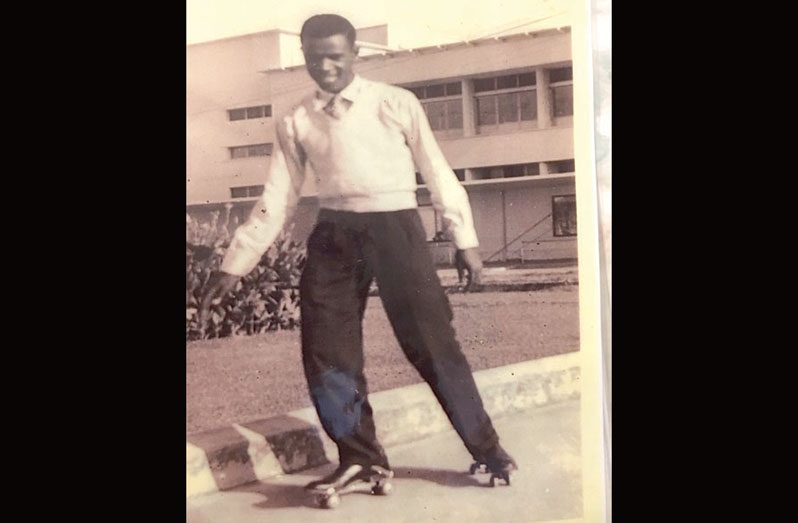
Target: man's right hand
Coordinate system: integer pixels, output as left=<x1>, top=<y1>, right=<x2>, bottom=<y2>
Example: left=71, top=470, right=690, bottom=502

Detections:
left=197, top=271, right=240, bottom=327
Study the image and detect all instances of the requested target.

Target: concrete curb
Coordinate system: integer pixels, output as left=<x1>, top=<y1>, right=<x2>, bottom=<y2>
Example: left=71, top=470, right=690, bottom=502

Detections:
left=187, top=351, right=581, bottom=498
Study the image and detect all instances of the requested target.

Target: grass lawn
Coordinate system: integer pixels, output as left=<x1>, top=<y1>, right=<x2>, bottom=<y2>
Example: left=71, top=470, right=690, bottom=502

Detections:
left=186, top=288, right=580, bottom=434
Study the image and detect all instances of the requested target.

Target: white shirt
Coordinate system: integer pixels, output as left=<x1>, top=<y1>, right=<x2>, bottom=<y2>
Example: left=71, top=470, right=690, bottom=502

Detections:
left=221, top=75, right=479, bottom=276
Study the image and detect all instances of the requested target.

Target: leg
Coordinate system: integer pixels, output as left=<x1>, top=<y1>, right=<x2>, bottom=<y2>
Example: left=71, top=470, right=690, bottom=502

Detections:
left=300, top=218, right=388, bottom=468
left=366, top=211, right=500, bottom=460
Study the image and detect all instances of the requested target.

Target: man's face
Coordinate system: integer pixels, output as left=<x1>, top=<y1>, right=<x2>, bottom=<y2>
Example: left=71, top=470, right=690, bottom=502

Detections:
left=302, top=33, right=358, bottom=93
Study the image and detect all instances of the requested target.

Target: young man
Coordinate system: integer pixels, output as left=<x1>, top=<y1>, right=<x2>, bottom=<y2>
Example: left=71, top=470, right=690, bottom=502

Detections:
left=199, top=13, right=517, bottom=499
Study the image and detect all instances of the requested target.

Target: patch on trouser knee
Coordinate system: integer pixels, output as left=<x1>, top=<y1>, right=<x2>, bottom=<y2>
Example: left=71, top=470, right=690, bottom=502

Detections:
left=310, top=369, right=365, bottom=440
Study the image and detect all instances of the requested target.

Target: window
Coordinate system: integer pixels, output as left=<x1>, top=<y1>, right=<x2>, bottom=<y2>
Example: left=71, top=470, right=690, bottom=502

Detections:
left=519, top=91, right=537, bottom=121
left=228, top=143, right=273, bottom=159
left=228, top=108, right=246, bottom=121
left=470, top=163, right=539, bottom=180
left=447, top=100, right=463, bottom=129
left=552, top=84, right=573, bottom=117
left=474, top=77, right=496, bottom=92
left=548, top=159, right=575, bottom=173
left=504, top=163, right=540, bottom=177
left=497, top=74, right=518, bottom=90
left=549, top=66, right=573, bottom=117
left=497, top=93, right=519, bottom=124
left=228, top=104, right=272, bottom=121
left=474, top=72, right=538, bottom=128
left=408, top=82, right=463, bottom=131
left=416, top=169, right=465, bottom=184
left=248, top=144, right=271, bottom=156
left=445, top=82, right=462, bottom=95
left=424, top=99, right=463, bottom=131
left=425, top=84, right=445, bottom=98
left=478, top=90, right=537, bottom=125
left=474, top=72, right=535, bottom=91
left=425, top=101, right=446, bottom=130
left=518, top=72, right=536, bottom=87
left=246, top=106, right=264, bottom=118
left=230, top=185, right=265, bottom=199
left=477, top=97, right=497, bottom=125
left=407, top=80, right=464, bottom=132
left=550, top=67, right=573, bottom=83
left=230, top=147, right=248, bottom=159
left=409, top=81, right=462, bottom=99
left=552, top=195, right=577, bottom=236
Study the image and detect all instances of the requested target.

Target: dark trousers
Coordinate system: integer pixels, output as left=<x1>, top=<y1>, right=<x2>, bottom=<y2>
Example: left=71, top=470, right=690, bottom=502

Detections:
left=299, top=208, right=499, bottom=467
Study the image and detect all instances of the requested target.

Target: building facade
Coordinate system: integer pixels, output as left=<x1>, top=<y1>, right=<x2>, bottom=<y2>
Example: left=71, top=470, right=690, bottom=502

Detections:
left=187, top=26, right=577, bottom=263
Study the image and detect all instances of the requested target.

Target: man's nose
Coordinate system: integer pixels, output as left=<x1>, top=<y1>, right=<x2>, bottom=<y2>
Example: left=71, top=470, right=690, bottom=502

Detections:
left=320, top=57, right=337, bottom=71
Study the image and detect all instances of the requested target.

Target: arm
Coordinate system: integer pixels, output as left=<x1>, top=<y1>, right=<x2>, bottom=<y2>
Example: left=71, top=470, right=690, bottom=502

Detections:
left=402, top=93, right=483, bottom=289
left=198, top=115, right=307, bottom=323
left=220, top=116, right=307, bottom=276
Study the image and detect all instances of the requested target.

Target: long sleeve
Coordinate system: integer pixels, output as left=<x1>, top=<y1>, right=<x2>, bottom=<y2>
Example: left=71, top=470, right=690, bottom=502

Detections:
left=220, top=115, right=307, bottom=276
left=402, top=94, right=479, bottom=249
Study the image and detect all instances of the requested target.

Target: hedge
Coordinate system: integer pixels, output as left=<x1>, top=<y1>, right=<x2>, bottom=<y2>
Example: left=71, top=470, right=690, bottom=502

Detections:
left=186, top=213, right=306, bottom=341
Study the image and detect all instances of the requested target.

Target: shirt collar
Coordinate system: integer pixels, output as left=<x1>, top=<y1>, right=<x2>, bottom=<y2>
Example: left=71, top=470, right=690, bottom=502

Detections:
left=315, top=74, right=365, bottom=105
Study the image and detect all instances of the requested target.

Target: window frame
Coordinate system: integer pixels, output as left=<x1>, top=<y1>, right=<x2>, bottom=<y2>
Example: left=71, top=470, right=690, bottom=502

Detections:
left=472, top=72, right=538, bottom=133
left=551, top=194, right=577, bottom=237
left=228, top=143, right=273, bottom=160
left=475, top=85, right=538, bottom=132
left=549, top=66, right=574, bottom=119
left=404, top=81, right=464, bottom=138
left=229, top=185, right=266, bottom=199
left=227, top=104, right=273, bottom=122
left=421, top=97, right=463, bottom=133
left=548, top=159, right=576, bottom=174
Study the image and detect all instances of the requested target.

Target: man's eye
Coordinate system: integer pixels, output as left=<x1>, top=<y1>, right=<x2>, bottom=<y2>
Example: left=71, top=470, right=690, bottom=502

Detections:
left=310, top=55, right=343, bottom=62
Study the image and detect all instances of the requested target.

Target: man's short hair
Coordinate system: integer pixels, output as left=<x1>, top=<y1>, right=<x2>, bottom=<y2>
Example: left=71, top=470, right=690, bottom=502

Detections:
left=300, top=14, right=357, bottom=47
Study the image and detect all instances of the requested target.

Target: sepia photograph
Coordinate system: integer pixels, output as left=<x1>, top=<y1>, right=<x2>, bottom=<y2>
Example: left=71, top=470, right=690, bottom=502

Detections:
left=186, top=0, right=610, bottom=521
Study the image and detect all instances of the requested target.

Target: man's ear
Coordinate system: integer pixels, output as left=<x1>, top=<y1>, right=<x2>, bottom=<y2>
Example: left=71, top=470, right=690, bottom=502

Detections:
left=353, top=44, right=360, bottom=57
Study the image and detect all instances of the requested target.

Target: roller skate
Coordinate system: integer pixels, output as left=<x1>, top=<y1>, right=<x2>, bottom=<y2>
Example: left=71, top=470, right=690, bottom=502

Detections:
left=468, top=444, right=518, bottom=487
left=305, top=463, right=394, bottom=509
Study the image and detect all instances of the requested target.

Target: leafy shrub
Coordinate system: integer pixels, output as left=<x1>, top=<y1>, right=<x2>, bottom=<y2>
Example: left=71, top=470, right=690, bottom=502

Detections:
left=186, top=219, right=306, bottom=341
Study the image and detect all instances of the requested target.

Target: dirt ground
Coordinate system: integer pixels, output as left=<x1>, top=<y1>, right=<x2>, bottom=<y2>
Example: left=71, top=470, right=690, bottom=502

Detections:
left=186, top=287, right=580, bottom=434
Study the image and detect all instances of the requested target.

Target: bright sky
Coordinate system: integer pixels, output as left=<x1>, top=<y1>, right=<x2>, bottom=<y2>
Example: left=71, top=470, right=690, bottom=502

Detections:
left=187, top=0, right=574, bottom=48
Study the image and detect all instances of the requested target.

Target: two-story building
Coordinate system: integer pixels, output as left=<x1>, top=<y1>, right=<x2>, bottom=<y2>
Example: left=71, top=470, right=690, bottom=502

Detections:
left=187, top=25, right=576, bottom=263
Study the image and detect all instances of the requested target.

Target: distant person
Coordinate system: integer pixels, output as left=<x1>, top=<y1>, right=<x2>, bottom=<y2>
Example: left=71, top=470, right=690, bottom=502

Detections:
left=199, top=13, right=516, bottom=507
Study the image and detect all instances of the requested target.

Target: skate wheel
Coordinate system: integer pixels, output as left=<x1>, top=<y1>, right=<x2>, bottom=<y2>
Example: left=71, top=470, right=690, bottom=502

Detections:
left=316, top=493, right=340, bottom=509
left=489, top=472, right=510, bottom=487
left=469, top=463, right=479, bottom=475
left=372, top=481, right=393, bottom=496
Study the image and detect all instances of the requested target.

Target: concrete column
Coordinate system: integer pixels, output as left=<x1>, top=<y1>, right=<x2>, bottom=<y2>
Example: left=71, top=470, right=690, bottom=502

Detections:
left=464, top=168, right=477, bottom=181
left=536, top=67, right=552, bottom=129
left=462, top=79, right=477, bottom=137
left=539, top=162, right=550, bottom=176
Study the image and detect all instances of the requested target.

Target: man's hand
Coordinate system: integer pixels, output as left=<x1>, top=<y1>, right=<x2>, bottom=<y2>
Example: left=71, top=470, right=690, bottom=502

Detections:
left=454, top=248, right=483, bottom=292
left=197, top=271, right=240, bottom=327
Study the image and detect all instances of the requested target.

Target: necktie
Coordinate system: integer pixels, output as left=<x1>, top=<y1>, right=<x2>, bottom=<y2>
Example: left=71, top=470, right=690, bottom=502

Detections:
left=324, top=95, right=347, bottom=119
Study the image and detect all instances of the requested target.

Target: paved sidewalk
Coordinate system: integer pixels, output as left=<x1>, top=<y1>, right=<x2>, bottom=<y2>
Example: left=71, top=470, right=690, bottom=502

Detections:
left=187, top=353, right=581, bottom=498
left=187, top=400, right=583, bottom=523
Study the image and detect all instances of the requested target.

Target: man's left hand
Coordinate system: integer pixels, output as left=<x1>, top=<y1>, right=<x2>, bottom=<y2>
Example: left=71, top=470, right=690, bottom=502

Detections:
left=455, top=248, right=483, bottom=292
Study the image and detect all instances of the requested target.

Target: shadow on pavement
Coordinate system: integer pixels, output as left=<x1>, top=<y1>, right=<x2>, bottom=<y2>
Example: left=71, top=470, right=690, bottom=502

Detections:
left=246, top=483, right=315, bottom=510
left=391, top=466, right=487, bottom=488
left=239, top=464, right=492, bottom=511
